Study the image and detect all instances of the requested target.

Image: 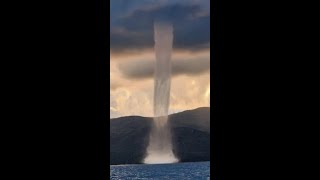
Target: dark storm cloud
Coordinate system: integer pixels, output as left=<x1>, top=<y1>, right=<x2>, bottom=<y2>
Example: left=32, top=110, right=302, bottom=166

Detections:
left=110, top=1, right=210, bottom=53
left=118, top=57, right=210, bottom=79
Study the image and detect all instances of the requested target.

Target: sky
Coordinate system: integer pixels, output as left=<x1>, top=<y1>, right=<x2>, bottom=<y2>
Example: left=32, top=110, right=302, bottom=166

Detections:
left=110, top=0, right=210, bottom=118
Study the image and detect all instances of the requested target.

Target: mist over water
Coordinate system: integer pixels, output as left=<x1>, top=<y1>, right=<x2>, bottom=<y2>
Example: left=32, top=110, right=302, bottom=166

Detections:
left=144, top=22, right=178, bottom=164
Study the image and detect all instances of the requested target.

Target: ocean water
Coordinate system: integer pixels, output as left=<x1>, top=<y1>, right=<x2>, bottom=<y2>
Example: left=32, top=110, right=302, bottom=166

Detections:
left=110, top=161, right=210, bottom=180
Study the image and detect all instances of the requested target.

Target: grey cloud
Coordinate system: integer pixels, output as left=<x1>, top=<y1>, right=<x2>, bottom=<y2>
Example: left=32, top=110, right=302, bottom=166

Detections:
left=110, top=81, right=122, bottom=90
left=118, top=57, right=210, bottom=79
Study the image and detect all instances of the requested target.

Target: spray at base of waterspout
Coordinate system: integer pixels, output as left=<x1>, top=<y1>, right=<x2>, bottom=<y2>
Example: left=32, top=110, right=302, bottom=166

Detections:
left=144, top=116, right=179, bottom=164
left=144, top=151, right=179, bottom=164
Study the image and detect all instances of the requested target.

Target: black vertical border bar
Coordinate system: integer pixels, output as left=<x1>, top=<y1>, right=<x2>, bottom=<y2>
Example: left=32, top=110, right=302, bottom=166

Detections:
left=95, top=0, right=109, bottom=179
left=211, top=0, right=225, bottom=179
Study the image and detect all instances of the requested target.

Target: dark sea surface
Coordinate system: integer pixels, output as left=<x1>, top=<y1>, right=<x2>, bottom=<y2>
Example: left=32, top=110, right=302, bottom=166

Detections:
left=110, top=161, right=210, bottom=180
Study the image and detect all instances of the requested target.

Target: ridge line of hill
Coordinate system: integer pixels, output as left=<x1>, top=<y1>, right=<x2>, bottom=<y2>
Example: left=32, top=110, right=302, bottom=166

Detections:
left=110, top=106, right=210, bottom=120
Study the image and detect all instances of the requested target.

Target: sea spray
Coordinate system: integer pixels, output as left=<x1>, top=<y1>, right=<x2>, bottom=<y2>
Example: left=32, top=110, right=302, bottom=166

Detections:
left=144, top=21, right=178, bottom=164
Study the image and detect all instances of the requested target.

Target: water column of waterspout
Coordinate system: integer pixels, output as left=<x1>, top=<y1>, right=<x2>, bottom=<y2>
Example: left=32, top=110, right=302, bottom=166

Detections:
left=143, top=21, right=178, bottom=164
